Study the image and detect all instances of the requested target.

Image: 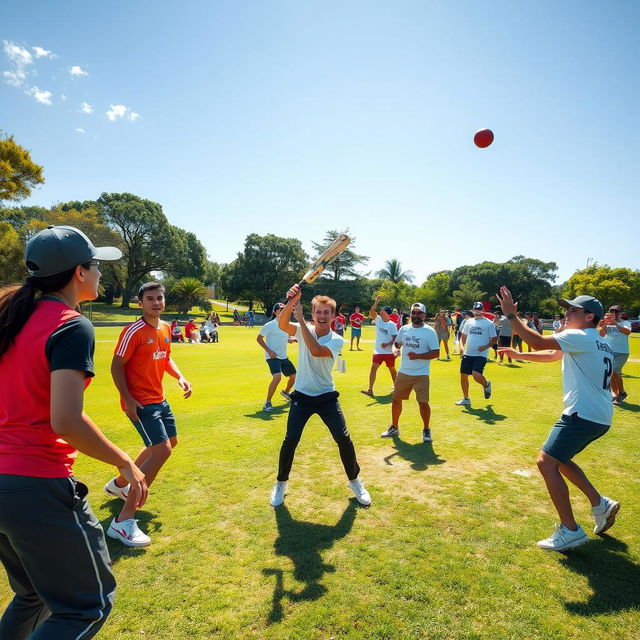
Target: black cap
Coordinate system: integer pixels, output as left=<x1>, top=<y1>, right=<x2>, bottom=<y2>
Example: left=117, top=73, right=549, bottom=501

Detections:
left=272, top=303, right=285, bottom=313
left=381, top=306, right=393, bottom=314
left=25, top=225, right=122, bottom=277
left=557, top=295, right=604, bottom=319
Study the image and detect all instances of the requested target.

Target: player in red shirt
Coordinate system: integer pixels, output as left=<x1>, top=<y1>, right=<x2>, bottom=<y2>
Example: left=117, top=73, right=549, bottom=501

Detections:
left=349, top=306, right=365, bottom=351
left=105, top=282, right=192, bottom=547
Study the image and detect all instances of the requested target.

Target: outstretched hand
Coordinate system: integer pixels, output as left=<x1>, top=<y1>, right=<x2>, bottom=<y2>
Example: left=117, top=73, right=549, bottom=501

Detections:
left=286, top=283, right=302, bottom=304
left=292, top=302, right=304, bottom=322
left=496, top=286, right=518, bottom=316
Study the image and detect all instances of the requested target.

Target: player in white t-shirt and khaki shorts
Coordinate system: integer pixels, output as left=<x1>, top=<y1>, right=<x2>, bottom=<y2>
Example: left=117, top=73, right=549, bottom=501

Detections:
left=381, top=302, right=439, bottom=443
left=361, top=295, right=399, bottom=397
left=497, top=288, right=620, bottom=552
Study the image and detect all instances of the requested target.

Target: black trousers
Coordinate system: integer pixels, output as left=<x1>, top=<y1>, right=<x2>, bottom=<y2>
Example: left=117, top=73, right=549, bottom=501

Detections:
left=0, top=475, right=115, bottom=640
left=277, top=391, right=361, bottom=482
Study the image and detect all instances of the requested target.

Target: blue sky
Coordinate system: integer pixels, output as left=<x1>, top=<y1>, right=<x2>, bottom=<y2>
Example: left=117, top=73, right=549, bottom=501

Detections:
left=2, top=1, right=638, bottom=285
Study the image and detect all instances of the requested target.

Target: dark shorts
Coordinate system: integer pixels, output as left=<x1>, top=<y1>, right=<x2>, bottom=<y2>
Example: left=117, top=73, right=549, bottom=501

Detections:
left=351, top=327, right=362, bottom=338
left=498, top=335, right=512, bottom=347
left=612, top=353, right=628, bottom=374
left=542, top=413, right=610, bottom=463
left=131, top=400, right=177, bottom=447
left=266, top=358, right=297, bottom=376
left=460, top=355, right=487, bottom=375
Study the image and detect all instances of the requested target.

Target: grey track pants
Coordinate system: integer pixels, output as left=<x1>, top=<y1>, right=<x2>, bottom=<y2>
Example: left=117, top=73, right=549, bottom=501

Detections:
left=0, top=475, right=115, bottom=640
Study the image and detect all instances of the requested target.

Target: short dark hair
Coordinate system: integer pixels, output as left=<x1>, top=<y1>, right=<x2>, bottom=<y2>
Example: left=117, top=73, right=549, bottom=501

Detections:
left=138, top=281, right=165, bottom=299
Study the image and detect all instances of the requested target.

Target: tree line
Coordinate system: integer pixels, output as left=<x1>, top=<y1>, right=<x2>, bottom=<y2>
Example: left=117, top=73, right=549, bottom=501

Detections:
left=2, top=133, right=639, bottom=317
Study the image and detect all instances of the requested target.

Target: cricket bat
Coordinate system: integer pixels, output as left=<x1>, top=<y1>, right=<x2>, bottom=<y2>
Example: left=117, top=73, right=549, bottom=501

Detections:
left=298, top=232, right=351, bottom=287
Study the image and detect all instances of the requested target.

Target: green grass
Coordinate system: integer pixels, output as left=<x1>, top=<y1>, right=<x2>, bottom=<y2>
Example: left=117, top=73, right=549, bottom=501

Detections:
left=86, top=300, right=245, bottom=323
left=2, top=328, right=639, bottom=639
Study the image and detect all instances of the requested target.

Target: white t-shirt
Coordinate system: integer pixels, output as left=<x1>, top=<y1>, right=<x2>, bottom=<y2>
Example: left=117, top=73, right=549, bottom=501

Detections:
left=554, top=328, right=614, bottom=425
left=293, top=324, right=343, bottom=396
left=374, top=316, right=398, bottom=354
left=462, top=317, right=497, bottom=358
left=552, top=320, right=562, bottom=331
left=395, top=324, right=439, bottom=375
left=602, top=320, right=631, bottom=354
left=259, top=319, right=289, bottom=360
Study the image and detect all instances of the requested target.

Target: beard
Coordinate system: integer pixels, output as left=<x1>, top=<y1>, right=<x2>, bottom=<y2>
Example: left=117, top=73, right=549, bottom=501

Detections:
left=411, top=314, right=422, bottom=324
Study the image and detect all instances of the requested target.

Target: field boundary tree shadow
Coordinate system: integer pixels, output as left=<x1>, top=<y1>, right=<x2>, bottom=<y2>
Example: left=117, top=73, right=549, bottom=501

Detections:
left=383, top=436, right=446, bottom=471
left=560, top=536, right=640, bottom=614
left=463, top=404, right=507, bottom=425
left=263, top=500, right=358, bottom=624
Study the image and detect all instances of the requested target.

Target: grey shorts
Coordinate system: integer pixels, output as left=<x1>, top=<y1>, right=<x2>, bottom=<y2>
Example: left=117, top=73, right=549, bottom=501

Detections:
left=612, top=353, right=629, bottom=374
left=131, top=400, right=177, bottom=447
left=541, top=413, right=610, bottom=463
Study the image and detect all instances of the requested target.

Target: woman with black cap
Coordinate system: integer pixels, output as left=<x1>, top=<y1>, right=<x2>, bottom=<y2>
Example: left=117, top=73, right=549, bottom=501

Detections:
left=0, top=225, right=148, bottom=639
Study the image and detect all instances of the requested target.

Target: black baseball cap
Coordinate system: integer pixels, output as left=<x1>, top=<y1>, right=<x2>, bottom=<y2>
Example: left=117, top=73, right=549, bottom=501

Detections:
left=272, top=303, right=285, bottom=313
left=557, top=295, right=604, bottom=319
left=25, top=225, right=122, bottom=277
left=381, top=305, right=393, bottom=314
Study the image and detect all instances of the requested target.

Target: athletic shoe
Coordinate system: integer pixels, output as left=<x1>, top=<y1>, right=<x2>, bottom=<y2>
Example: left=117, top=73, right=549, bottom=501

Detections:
left=263, top=401, right=273, bottom=412
left=612, top=397, right=620, bottom=405
left=422, top=429, right=432, bottom=443
left=107, top=518, right=151, bottom=547
left=280, top=390, right=292, bottom=402
left=348, top=477, right=371, bottom=506
left=484, top=381, right=492, bottom=399
left=380, top=426, right=399, bottom=438
left=270, top=481, right=287, bottom=507
left=617, top=392, right=628, bottom=403
left=446, top=356, right=451, bottom=361
left=455, top=398, right=471, bottom=406
left=104, top=477, right=129, bottom=501
left=592, top=497, right=620, bottom=535
left=536, top=524, right=588, bottom=552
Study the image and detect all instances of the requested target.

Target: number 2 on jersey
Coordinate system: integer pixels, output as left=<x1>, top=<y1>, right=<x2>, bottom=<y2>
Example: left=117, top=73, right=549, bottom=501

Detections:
left=602, top=357, right=613, bottom=390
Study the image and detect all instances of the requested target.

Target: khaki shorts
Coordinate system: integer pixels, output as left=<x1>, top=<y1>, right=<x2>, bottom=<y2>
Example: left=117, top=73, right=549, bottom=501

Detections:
left=392, top=372, right=430, bottom=403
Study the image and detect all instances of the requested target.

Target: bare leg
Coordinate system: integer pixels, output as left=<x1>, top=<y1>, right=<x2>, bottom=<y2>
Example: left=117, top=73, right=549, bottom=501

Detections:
left=391, top=398, right=403, bottom=427
left=472, top=371, right=488, bottom=389
left=559, top=460, right=601, bottom=507
left=267, top=373, right=282, bottom=402
left=284, top=374, right=296, bottom=393
left=364, top=363, right=381, bottom=395
left=611, top=372, right=624, bottom=396
left=537, top=451, right=578, bottom=530
left=388, top=366, right=397, bottom=383
left=460, top=374, right=470, bottom=398
left=443, top=339, right=450, bottom=358
left=418, top=401, right=430, bottom=429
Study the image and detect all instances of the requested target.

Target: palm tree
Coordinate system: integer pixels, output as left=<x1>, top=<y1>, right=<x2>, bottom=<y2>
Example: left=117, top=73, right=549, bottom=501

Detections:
left=376, top=259, right=414, bottom=283
left=167, top=277, right=212, bottom=316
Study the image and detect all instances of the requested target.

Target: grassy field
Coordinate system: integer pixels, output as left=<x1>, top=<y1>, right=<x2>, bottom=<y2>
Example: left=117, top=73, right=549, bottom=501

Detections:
left=86, top=300, right=246, bottom=323
left=2, top=327, right=639, bottom=639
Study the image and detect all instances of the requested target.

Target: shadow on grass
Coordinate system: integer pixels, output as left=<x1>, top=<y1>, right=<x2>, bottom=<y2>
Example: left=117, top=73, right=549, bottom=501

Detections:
left=560, top=536, right=640, bottom=614
left=383, top=437, right=446, bottom=471
left=616, top=401, right=640, bottom=413
left=263, top=500, right=358, bottom=624
left=98, top=498, right=161, bottom=563
left=364, top=392, right=393, bottom=406
left=244, top=404, right=290, bottom=421
left=462, top=404, right=507, bottom=425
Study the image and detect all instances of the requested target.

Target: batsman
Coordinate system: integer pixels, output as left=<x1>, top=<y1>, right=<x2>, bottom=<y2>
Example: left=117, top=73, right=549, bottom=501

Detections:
left=269, top=282, right=371, bottom=508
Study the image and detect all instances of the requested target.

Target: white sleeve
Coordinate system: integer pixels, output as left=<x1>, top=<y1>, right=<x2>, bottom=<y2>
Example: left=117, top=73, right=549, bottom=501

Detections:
left=395, top=327, right=405, bottom=345
left=326, top=335, right=343, bottom=359
left=427, top=330, right=439, bottom=351
left=259, top=322, right=271, bottom=338
left=462, top=322, right=470, bottom=336
left=554, top=329, right=589, bottom=354
left=488, top=323, right=497, bottom=338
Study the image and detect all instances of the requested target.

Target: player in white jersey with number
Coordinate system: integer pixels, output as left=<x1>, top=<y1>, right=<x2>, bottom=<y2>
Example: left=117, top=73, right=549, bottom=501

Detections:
left=381, top=303, right=439, bottom=442
left=361, top=295, right=398, bottom=397
left=269, top=283, right=370, bottom=508
left=600, top=304, right=631, bottom=405
left=497, top=288, right=619, bottom=552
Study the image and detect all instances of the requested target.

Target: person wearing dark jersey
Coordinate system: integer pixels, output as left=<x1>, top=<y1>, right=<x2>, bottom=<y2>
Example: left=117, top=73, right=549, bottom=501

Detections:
left=0, top=225, right=147, bottom=640
left=105, top=282, right=192, bottom=547
left=497, top=288, right=619, bottom=552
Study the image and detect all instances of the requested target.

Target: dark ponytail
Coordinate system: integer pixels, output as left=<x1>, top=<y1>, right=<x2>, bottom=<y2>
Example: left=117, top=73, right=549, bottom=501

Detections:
left=0, top=268, right=77, bottom=358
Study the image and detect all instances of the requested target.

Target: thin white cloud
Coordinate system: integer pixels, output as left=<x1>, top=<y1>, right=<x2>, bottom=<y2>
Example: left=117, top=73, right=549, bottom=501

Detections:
left=3, top=70, right=26, bottom=86
left=3, top=40, right=33, bottom=86
left=75, top=128, right=86, bottom=134
left=28, top=86, right=53, bottom=105
left=33, top=46, right=53, bottom=58
left=70, top=65, right=88, bottom=76
left=106, top=104, right=140, bottom=122
left=81, top=101, right=93, bottom=114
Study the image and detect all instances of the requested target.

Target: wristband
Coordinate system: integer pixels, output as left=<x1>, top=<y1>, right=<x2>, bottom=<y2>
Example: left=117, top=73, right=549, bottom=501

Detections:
left=507, top=313, right=516, bottom=319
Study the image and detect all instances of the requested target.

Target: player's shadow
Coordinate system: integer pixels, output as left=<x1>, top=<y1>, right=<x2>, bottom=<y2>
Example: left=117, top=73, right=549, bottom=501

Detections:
left=383, top=436, right=446, bottom=471
left=462, top=404, right=507, bottom=425
left=263, top=500, right=358, bottom=624
left=98, top=498, right=161, bottom=562
left=616, top=402, right=640, bottom=413
left=364, top=392, right=393, bottom=406
left=244, top=404, right=289, bottom=421
left=560, top=536, right=640, bottom=614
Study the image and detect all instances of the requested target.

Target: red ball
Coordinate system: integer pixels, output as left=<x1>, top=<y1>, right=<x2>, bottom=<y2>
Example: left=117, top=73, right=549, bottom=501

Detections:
left=474, top=128, right=494, bottom=148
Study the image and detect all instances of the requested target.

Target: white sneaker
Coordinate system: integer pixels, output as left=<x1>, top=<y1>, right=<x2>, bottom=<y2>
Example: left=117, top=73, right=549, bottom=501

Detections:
left=348, top=477, right=371, bottom=506
left=455, top=398, right=471, bottom=406
left=107, top=518, right=151, bottom=547
left=537, top=524, right=588, bottom=551
left=263, top=401, right=273, bottom=412
left=484, top=381, right=492, bottom=399
left=592, top=497, right=620, bottom=535
left=104, top=477, right=129, bottom=500
left=422, top=429, right=432, bottom=443
left=270, top=481, right=287, bottom=507
left=380, top=426, right=399, bottom=438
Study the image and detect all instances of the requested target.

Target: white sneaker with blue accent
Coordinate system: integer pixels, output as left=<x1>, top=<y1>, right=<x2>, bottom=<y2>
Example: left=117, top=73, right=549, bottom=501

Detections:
left=537, top=524, right=588, bottom=551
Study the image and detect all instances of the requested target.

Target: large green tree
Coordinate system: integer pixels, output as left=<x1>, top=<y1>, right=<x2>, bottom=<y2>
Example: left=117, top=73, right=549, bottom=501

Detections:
left=563, top=265, right=640, bottom=314
left=220, top=234, right=308, bottom=314
left=374, top=280, right=417, bottom=312
left=167, top=228, right=208, bottom=281
left=415, top=271, right=452, bottom=311
left=96, top=192, right=178, bottom=308
left=311, top=230, right=368, bottom=281
left=0, top=222, right=24, bottom=284
left=0, top=134, right=44, bottom=203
